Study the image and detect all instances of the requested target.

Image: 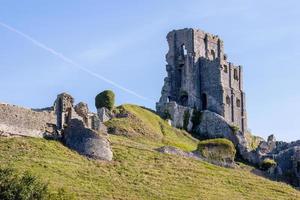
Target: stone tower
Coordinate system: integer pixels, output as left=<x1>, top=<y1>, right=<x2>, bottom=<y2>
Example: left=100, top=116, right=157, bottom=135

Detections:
left=156, top=28, right=247, bottom=133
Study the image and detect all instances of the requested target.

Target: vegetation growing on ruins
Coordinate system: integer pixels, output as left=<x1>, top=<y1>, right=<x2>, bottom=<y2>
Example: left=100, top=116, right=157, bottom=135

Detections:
left=183, top=110, right=190, bottom=131
left=197, top=138, right=236, bottom=162
left=191, top=109, right=202, bottom=131
left=229, top=125, right=240, bottom=135
left=95, top=90, right=115, bottom=110
left=245, top=131, right=264, bottom=150
left=260, top=159, right=277, bottom=171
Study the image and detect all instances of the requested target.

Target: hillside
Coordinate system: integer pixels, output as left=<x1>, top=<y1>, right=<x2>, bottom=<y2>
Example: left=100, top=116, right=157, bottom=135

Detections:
left=0, top=105, right=299, bottom=200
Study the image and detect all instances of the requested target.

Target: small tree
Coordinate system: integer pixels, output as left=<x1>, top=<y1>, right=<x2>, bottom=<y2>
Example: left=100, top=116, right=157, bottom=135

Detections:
left=95, top=90, right=115, bottom=110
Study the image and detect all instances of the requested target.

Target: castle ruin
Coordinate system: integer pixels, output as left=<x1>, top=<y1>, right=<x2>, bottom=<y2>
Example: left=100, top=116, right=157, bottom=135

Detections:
left=0, top=93, right=112, bottom=161
left=157, top=28, right=247, bottom=133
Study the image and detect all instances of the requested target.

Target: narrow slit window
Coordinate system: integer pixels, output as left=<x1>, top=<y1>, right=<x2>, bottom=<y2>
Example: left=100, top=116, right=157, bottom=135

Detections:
left=224, top=65, right=228, bottom=73
left=226, top=96, right=231, bottom=105
left=234, top=69, right=239, bottom=80
left=236, top=99, right=241, bottom=107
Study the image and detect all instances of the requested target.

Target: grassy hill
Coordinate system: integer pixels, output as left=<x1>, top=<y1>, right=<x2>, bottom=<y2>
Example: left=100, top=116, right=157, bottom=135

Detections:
left=0, top=104, right=299, bottom=200
left=105, top=104, right=198, bottom=151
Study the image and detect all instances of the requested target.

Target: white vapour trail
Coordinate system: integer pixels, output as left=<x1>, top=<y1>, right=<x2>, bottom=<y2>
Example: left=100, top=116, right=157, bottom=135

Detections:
left=0, top=21, right=152, bottom=102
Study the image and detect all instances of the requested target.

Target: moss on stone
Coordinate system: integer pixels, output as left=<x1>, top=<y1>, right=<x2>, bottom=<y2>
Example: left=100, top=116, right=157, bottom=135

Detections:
left=245, top=131, right=264, bottom=150
left=197, top=138, right=236, bottom=163
left=229, top=125, right=240, bottom=135
left=95, top=90, right=115, bottom=110
left=260, top=158, right=277, bottom=171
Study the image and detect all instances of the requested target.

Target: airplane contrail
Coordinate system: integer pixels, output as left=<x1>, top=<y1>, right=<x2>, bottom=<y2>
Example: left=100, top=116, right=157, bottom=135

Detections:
left=0, top=21, right=152, bottom=102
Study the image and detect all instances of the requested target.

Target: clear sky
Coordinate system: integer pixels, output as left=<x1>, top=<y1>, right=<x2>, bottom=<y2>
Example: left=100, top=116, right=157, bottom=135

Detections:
left=0, top=0, right=299, bottom=141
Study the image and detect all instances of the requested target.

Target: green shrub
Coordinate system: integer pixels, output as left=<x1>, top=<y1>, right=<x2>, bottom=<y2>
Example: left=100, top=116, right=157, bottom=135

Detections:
left=95, top=90, right=115, bottom=110
left=197, top=138, right=236, bottom=163
left=260, top=158, right=277, bottom=171
left=0, top=168, right=72, bottom=200
left=161, top=109, right=172, bottom=120
left=0, top=168, right=48, bottom=200
left=183, top=110, right=190, bottom=131
left=229, top=125, right=239, bottom=134
left=191, top=109, right=202, bottom=131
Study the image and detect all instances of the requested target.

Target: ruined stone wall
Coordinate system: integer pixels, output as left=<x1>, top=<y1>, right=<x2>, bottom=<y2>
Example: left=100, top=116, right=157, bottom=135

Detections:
left=0, top=103, right=56, bottom=137
left=193, top=29, right=223, bottom=61
left=199, top=58, right=223, bottom=115
left=163, top=102, right=193, bottom=130
left=220, top=60, right=246, bottom=131
left=165, top=29, right=195, bottom=104
left=157, top=28, right=247, bottom=133
left=0, top=92, right=104, bottom=139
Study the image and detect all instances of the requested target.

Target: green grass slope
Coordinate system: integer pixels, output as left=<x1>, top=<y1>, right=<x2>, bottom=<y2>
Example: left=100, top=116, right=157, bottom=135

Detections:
left=105, top=104, right=198, bottom=151
left=0, top=104, right=299, bottom=200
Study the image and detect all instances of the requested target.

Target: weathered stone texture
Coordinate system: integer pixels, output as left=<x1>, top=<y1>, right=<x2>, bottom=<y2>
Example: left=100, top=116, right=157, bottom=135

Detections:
left=157, top=28, right=247, bottom=133
left=0, top=103, right=56, bottom=137
left=63, top=119, right=113, bottom=161
left=156, top=145, right=235, bottom=168
left=156, top=146, right=197, bottom=159
left=195, top=110, right=236, bottom=142
left=163, top=102, right=193, bottom=131
left=0, top=93, right=113, bottom=161
left=74, top=102, right=89, bottom=125
left=97, top=107, right=112, bottom=123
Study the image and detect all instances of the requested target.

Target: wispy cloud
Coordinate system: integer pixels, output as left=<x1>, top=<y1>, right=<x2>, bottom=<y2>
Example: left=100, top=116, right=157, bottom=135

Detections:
left=0, top=21, right=153, bottom=102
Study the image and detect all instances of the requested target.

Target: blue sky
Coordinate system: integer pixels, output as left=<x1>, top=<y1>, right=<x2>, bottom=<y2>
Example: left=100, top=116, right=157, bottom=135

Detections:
left=0, top=0, right=299, bottom=141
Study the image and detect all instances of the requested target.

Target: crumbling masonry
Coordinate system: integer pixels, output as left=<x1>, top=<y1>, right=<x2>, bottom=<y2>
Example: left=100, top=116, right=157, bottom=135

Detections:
left=0, top=93, right=112, bottom=161
left=157, top=28, right=247, bottom=133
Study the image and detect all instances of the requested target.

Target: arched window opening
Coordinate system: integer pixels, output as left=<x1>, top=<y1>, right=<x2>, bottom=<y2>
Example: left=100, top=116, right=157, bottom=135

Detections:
left=180, top=95, right=188, bottom=106
left=236, top=99, right=241, bottom=107
left=167, top=96, right=171, bottom=103
left=179, top=91, right=188, bottom=106
left=226, top=96, right=231, bottom=105
left=201, top=93, right=208, bottom=110
left=181, top=44, right=187, bottom=56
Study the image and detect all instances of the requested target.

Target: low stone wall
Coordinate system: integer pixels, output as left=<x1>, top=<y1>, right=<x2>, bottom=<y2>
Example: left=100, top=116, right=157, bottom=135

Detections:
left=0, top=103, right=56, bottom=137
